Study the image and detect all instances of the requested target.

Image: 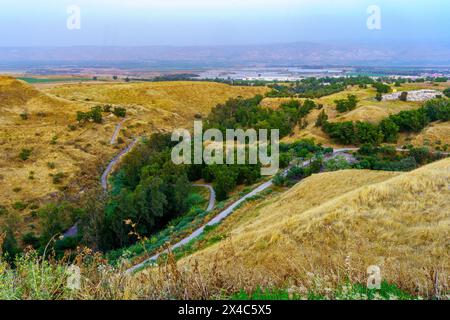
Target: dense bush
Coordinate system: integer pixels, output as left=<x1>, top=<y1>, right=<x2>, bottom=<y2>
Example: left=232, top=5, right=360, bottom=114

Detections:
left=206, top=95, right=314, bottom=138
left=335, top=94, right=358, bottom=113
left=76, top=106, right=103, bottom=124
left=266, top=76, right=374, bottom=99
left=19, top=148, right=32, bottom=161
left=373, top=82, right=391, bottom=94
left=112, top=107, right=127, bottom=118
left=444, top=88, right=450, bottom=98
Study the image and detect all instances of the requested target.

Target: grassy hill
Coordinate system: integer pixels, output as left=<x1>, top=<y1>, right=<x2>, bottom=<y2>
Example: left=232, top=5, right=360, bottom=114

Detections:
left=177, top=159, right=450, bottom=298
left=262, top=82, right=449, bottom=147
left=43, top=81, right=268, bottom=130
left=0, top=76, right=267, bottom=235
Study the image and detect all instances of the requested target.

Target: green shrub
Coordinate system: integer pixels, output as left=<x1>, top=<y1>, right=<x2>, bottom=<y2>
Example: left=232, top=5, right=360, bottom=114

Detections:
left=444, top=88, right=450, bottom=98
left=19, top=148, right=32, bottom=161
left=112, top=106, right=127, bottom=118
left=12, top=202, right=27, bottom=211
left=21, top=232, right=40, bottom=249
left=47, top=162, right=56, bottom=169
left=52, top=172, right=65, bottom=184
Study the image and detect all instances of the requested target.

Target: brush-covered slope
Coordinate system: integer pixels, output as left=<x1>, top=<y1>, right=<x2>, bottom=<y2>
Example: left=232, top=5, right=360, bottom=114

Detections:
left=0, top=76, right=269, bottom=236
left=261, top=82, right=448, bottom=147
left=181, top=160, right=450, bottom=295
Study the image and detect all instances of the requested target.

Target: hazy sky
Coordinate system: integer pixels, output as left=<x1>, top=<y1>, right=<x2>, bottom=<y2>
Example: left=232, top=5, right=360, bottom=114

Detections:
left=1, top=0, right=449, bottom=46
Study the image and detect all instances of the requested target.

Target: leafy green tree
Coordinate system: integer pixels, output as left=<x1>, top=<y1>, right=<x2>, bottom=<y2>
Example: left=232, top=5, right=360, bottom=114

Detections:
left=1, top=213, right=21, bottom=264
left=213, top=166, right=238, bottom=201
left=113, top=107, right=127, bottom=118
left=38, top=203, right=74, bottom=247
left=315, top=110, right=328, bottom=127
left=379, top=118, right=400, bottom=143
left=444, top=88, right=450, bottom=98
left=373, top=82, right=391, bottom=94
left=399, top=92, right=408, bottom=102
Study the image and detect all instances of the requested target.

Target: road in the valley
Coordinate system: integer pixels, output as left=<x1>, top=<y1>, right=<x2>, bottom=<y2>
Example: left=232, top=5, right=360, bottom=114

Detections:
left=125, top=149, right=355, bottom=273
left=96, top=140, right=449, bottom=273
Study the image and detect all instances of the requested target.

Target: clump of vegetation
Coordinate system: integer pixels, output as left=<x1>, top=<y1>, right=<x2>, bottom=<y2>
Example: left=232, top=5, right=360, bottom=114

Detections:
left=443, top=88, right=450, bottom=98
left=315, top=110, right=328, bottom=127
left=51, top=172, right=66, bottom=184
left=112, top=106, right=127, bottom=118
left=399, top=91, right=408, bottom=102
left=373, top=82, right=391, bottom=94
left=76, top=106, right=103, bottom=124
left=12, top=202, right=27, bottom=211
left=47, top=162, right=56, bottom=169
left=20, top=112, right=29, bottom=120
left=206, top=95, right=315, bottom=138
left=266, top=76, right=374, bottom=99
left=50, top=136, right=58, bottom=145
left=335, top=94, right=358, bottom=113
left=19, top=148, right=32, bottom=161
left=324, top=155, right=351, bottom=172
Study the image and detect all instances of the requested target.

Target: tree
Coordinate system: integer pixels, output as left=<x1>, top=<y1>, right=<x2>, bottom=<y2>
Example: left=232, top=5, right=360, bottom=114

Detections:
left=39, top=203, right=74, bottom=247
left=355, top=121, right=384, bottom=145
left=375, top=92, right=383, bottom=102
left=1, top=213, right=21, bottom=264
left=335, top=94, right=358, bottom=113
left=113, top=107, right=127, bottom=118
left=213, top=166, right=238, bottom=201
left=373, top=82, right=391, bottom=94
left=335, top=99, right=349, bottom=113
left=347, top=94, right=358, bottom=110
left=379, top=118, right=400, bottom=143
left=444, top=88, right=450, bottom=98
left=399, top=92, right=408, bottom=102
left=315, top=110, right=328, bottom=127
left=78, top=191, right=107, bottom=251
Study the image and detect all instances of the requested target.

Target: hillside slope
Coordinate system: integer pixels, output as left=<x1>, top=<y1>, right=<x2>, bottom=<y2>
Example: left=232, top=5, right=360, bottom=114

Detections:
left=180, top=160, right=450, bottom=296
left=261, top=83, right=449, bottom=147
left=0, top=76, right=267, bottom=236
left=43, top=81, right=268, bottom=130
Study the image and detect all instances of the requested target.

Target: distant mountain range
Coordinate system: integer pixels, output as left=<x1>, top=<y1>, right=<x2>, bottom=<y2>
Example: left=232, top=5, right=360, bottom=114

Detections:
left=1, top=42, right=450, bottom=68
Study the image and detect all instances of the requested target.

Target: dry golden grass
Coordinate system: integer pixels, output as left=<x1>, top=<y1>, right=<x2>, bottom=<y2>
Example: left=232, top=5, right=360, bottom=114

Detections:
left=179, top=160, right=450, bottom=296
left=407, top=121, right=450, bottom=150
left=0, top=76, right=267, bottom=235
left=44, top=81, right=268, bottom=131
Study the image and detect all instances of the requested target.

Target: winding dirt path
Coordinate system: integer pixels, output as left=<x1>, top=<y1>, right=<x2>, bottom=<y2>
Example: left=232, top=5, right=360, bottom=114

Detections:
left=110, top=118, right=126, bottom=145
left=101, top=138, right=139, bottom=191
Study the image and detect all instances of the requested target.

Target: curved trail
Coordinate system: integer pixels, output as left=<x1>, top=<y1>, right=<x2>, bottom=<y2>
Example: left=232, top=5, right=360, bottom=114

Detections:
left=192, top=184, right=216, bottom=212
left=110, top=119, right=126, bottom=145
left=101, top=138, right=139, bottom=191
